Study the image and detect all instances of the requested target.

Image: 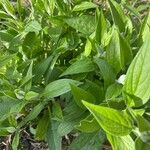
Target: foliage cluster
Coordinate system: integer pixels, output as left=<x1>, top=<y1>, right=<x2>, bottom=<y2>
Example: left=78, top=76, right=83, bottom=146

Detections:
left=0, top=0, right=150, bottom=149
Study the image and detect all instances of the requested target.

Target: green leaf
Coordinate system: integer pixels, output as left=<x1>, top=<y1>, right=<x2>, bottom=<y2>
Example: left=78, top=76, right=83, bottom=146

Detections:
left=106, top=28, right=132, bottom=72
left=84, top=38, right=92, bottom=57
left=25, top=91, right=39, bottom=101
left=105, top=83, right=122, bottom=100
left=25, top=20, right=42, bottom=34
left=73, top=2, right=97, bottom=11
left=42, top=79, right=81, bottom=98
left=124, top=32, right=150, bottom=106
left=12, top=131, right=20, bottom=150
left=95, top=9, right=107, bottom=45
left=57, top=103, right=87, bottom=136
left=0, top=98, right=21, bottom=122
left=64, top=15, right=95, bottom=35
left=94, top=58, right=116, bottom=88
left=21, top=61, right=33, bottom=92
left=82, top=101, right=133, bottom=136
left=35, top=110, right=50, bottom=140
left=69, top=130, right=105, bottom=150
left=108, top=0, right=126, bottom=32
left=140, top=12, right=150, bottom=42
left=52, top=101, right=63, bottom=120
left=71, top=84, right=96, bottom=108
left=60, top=58, right=95, bottom=77
left=75, top=115, right=100, bottom=133
left=47, top=121, right=62, bottom=150
left=137, top=115, right=150, bottom=132
left=85, top=80, right=104, bottom=103
left=107, top=134, right=135, bottom=150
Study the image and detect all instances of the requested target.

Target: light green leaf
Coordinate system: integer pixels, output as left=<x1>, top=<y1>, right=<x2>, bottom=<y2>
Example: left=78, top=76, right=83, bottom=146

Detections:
left=25, top=20, right=42, bottom=34
left=124, top=32, right=150, bottom=106
left=73, top=2, right=97, bottom=11
left=42, top=79, right=81, bottom=98
left=64, top=15, right=95, bottom=35
left=107, top=134, right=135, bottom=150
left=25, top=91, right=39, bottom=101
left=84, top=38, right=92, bottom=57
left=60, top=58, right=95, bottom=77
left=82, top=101, right=133, bottom=136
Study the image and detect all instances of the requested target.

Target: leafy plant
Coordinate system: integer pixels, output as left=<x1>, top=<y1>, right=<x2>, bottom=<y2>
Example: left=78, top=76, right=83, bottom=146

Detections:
left=0, top=0, right=150, bottom=150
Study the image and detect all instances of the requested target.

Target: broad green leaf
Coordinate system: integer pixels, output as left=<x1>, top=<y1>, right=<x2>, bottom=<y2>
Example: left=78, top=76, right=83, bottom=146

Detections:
left=137, top=115, right=150, bottom=132
left=25, top=91, right=39, bottom=101
left=75, top=115, right=100, bottom=133
left=35, top=110, right=50, bottom=140
left=73, top=2, right=97, bottom=11
left=82, top=101, right=133, bottom=136
left=42, top=79, right=81, bottom=98
left=107, top=134, right=135, bottom=150
left=85, top=80, right=104, bottom=103
left=108, top=0, right=126, bottom=32
left=124, top=32, right=150, bottom=106
left=33, top=55, right=53, bottom=80
left=52, top=101, right=63, bottom=120
left=47, top=121, right=62, bottom=150
left=105, top=83, right=122, bottom=100
left=69, top=130, right=105, bottom=150
left=57, top=103, right=87, bottom=136
left=71, top=84, right=96, bottom=108
left=64, top=15, right=95, bottom=35
left=106, top=28, right=132, bottom=72
left=25, top=20, right=42, bottom=34
left=94, top=58, right=116, bottom=88
left=60, top=58, right=95, bottom=77
left=0, top=98, right=21, bottom=122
